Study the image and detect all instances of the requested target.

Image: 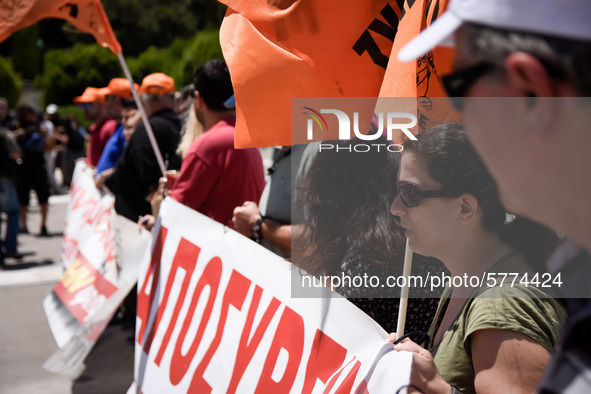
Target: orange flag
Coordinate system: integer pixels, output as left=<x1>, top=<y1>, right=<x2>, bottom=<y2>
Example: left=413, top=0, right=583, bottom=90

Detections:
left=221, top=0, right=459, bottom=148
left=220, top=0, right=397, bottom=148
left=0, top=0, right=121, bottom=54
left=378, top=0, right=459, bottom=139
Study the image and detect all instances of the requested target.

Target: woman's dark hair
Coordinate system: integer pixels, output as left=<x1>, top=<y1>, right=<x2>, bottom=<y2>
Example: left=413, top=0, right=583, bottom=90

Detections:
left=294, top=136, right=405, bottom=276
left=404, top=123, right=559, bottom=267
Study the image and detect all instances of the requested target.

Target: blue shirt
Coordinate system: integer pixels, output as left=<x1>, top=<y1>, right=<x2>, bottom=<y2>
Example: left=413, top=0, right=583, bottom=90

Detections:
left=96, top=124, right=125, bottom=174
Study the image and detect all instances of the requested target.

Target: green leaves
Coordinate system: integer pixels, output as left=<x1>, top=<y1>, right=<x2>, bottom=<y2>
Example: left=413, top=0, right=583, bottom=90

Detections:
left=0, top=56, right=22, bottom=107
left=36, top=30, right=223, bottom=106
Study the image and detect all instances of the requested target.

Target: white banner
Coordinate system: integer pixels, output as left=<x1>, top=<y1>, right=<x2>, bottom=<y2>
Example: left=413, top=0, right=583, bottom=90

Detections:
left=43, top=161, right=149, bottom=378
left=132, top=198, right=412, bottom=393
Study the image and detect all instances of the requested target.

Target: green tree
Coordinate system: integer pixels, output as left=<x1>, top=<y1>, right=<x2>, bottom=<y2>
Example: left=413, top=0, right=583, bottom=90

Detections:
left=36, top=44, right=120, bottom=106
left=0, top=57, right=22, bottom=107
left=100, top=0, right=226, bottom=56
left=10, top=24, right=41, bottom=79
left=127, top=30, right=223, bottom=88
left=172, top=30, right=224, bottom=87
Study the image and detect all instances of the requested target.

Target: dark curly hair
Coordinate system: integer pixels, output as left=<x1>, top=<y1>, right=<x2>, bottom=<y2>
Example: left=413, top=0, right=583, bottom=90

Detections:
left=293, top=136, right=405, bottom=276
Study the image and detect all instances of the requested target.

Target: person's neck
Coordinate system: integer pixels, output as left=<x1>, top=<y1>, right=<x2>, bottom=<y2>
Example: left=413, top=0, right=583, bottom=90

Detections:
left=203, top=109, right=235, bottom=132
left=92, top=114, right=108, bottom=126
left=146, top=104, right=170, bottom=117
left=440, top=230, right=511, bottom=281
left=569, top=216, right=591, bottom=257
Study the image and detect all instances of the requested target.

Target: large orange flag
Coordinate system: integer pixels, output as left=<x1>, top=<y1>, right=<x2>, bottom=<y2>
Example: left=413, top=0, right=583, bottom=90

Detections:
left=220, top=0, right=457, bottom=148
left=378, top=0, right=458, bottom=139
left=0, top=0, right=121, bottom=54
left=220, top=0, right=396, bottom=148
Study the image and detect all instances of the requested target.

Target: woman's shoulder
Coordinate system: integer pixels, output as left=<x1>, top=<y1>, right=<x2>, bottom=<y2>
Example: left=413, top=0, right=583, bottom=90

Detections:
left=463, top=283, right=566, bottom=354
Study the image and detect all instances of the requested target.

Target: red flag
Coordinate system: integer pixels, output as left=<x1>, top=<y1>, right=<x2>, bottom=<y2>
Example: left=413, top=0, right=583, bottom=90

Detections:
left=0, top=0, right=121, bottom=54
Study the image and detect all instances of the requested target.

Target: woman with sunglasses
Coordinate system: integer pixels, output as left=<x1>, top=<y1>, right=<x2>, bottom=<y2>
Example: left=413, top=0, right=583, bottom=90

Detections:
left=294, top=135, right=447, bottom=335
left=389, top=123, right=565, bottom=394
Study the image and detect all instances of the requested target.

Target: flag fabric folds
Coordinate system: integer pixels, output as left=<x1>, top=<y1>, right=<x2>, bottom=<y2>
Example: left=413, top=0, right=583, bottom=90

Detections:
left=220, top=0, right=456, bottom=148
left=0, top=0, right=121, bottom=54
left=378, top=0, right=458, bottom=135
left=220, top=0, right=395, bottom=148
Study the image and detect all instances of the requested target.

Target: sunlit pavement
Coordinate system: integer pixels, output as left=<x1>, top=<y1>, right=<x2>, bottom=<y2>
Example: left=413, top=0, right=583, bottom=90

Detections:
left=0, top=192, right=134, bottom=394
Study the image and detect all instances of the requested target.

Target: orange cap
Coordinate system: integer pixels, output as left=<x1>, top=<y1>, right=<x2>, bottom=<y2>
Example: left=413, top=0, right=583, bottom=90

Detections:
left=73, top=87, right=105, bottom=104
left=139, top=73, right=176, bottom=95
left=101, top=78, right=139, bottom=99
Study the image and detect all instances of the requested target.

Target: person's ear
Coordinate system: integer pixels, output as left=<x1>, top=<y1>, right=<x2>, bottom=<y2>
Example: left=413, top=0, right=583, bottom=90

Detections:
left=504, top=52, right=556, bottom=97
left=504, top=52, right=556, bottom=140
left=194, top=90, right=204, bottom=110
left=457, top=193, right=479, bottom=225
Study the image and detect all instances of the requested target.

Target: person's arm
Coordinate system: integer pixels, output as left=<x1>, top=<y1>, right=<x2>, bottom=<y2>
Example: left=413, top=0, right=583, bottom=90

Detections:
left=95, top=167, right=115, bottom=189
left=232, top=201, right=293, bottom=252
left=259, top=218, right=293, bottom=252
left=471, top=329, right=550, bottom=394
left=393, top=328, right=551, bottom=394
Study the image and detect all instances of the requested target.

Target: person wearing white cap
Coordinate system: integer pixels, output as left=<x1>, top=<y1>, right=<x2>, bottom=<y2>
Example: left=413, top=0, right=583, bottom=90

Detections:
left=398, top=0, right=591, bottom=393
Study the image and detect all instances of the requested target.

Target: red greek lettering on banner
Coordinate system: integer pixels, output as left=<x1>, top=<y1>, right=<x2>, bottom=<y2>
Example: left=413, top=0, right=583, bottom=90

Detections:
left=255, top=306, right=305, bottom=393
left=153, top=238, right=202, bottom=365
left=302, top=329, right=348, bottom=392
left=169, top=256, right=222, bottom=385
left=137, top=226, right=168, bottom=347
left=188, top=269, right=252, bottom=393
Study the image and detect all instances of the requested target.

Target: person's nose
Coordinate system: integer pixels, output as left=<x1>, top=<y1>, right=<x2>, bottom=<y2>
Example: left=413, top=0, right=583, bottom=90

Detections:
left=390, top=194, right=407, bottom=217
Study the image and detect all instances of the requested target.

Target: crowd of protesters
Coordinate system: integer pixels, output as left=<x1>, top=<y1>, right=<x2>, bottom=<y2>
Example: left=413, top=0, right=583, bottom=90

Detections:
left=0, top=97, right=88, bottom=266
left=5, top=0, right=591, bottom=389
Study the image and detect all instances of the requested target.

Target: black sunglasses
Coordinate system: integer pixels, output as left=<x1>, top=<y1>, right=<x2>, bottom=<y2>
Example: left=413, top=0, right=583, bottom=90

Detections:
left=396, top=181, right=453, bottom=208
left=441, top=62, right=495, bottom=111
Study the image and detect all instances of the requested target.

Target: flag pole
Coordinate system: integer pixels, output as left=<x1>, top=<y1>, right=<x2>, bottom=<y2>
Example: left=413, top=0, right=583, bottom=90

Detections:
left=116, top=52, right=167, bottom=177
left=396, top=238, right=413, bottom=337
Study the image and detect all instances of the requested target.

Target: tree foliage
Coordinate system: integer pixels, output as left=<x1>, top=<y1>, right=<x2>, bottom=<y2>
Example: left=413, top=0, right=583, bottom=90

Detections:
left=36, top=44, right=120, bottom=106
left=9, top=24, right=42, bottom=79
left=0, top=56, right=22, bottom=107
left=36, top=30, right=223, bottom=106
left=172, top=30, right=224, bottom=87
left=101, top=0, right=226, bottom=56
left=127, top=30, right=224, bottom=88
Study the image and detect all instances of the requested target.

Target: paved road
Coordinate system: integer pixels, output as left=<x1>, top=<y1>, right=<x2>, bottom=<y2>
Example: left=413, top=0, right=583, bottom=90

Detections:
left=0, top=194, right=134, bottom=394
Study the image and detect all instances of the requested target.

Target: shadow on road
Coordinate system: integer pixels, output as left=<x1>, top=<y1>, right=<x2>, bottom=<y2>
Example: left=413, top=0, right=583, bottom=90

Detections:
left=0, top=258, right=55, bottom=270
left=72, top=323, right=135, bottom=394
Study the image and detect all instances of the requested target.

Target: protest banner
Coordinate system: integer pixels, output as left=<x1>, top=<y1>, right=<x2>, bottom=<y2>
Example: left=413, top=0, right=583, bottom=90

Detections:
left=43, top=161, right=149, bottom=378
left=131, top=198, right=412, bottom=393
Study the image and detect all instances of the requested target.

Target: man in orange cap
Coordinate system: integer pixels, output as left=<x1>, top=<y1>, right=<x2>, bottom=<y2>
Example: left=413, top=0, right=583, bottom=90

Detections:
left=99, top=77, right=139, bottom=123
left=73, top=87, right=117, bottom=167
left=104, top=72, right=182, bottom=221
left=94, top=78, right=139, bottom=186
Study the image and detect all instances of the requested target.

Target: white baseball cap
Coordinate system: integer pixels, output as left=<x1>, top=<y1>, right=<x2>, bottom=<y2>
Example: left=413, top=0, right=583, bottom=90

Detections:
left=399, top=0, right=591, bottom=62
left=46, top=104, right=59, bottom=114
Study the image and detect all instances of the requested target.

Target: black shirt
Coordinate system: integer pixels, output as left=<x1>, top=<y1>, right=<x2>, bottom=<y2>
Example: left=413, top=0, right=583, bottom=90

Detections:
left=105, top=108, right=181, bottom=221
